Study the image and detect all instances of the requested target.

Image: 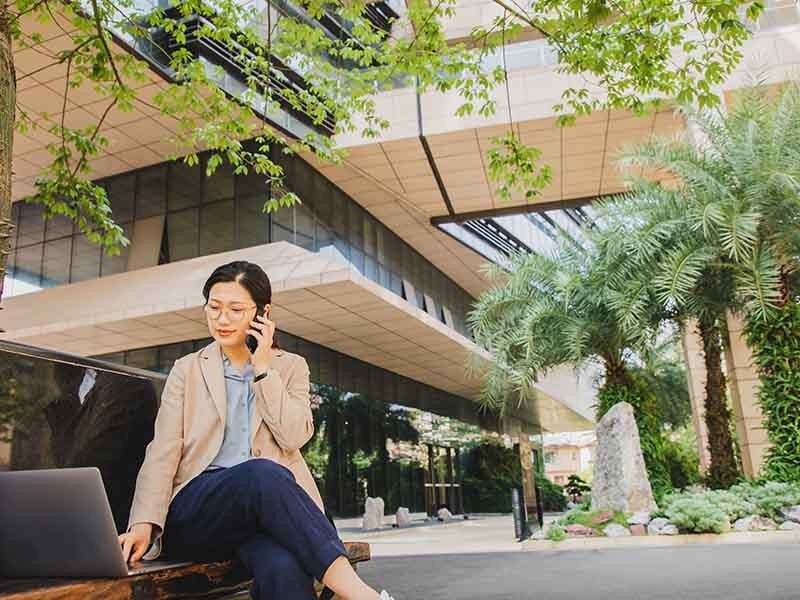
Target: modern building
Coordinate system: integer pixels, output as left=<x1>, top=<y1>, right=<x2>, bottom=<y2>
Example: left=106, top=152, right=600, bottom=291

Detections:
left=2, top=1, right=799, bottom=515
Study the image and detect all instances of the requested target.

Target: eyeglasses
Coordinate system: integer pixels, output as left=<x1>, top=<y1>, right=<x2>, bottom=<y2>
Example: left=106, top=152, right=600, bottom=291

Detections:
left=204, top=304, right=256, bottom=322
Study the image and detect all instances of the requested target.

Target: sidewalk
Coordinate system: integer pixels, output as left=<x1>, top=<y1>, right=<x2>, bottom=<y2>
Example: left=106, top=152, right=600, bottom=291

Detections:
left=339, top=514, right=800, bottom=558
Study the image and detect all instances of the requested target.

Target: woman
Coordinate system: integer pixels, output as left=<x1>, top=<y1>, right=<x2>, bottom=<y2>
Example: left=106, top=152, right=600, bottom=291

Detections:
left=118, top=261, right=393, bottom=600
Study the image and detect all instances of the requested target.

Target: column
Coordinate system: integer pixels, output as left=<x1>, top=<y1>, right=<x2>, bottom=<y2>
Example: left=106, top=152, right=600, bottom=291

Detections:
left=725, top=312, right=770, bottom=478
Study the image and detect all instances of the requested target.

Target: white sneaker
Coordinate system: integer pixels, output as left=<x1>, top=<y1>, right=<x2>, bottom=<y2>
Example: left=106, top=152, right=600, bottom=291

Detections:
left=379, top=592, right=395, bottom=600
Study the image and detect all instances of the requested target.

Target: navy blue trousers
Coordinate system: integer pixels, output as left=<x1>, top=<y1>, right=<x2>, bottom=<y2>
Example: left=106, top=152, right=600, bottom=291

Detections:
left=163, top=459, right=347, bottom=600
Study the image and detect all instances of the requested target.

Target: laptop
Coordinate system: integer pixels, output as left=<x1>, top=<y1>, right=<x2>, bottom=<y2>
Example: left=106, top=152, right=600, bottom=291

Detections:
left=0, top=468, right=183, bottom=578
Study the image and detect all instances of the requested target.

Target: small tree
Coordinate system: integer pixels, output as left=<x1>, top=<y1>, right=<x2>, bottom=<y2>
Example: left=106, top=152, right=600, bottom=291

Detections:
left=611, top=84, right=800, bottom=482
left=469, top=240, right=672, bottom=500
left=0, top=0, right=767, bottom=304
left=564, top=474, right=591, bottom=503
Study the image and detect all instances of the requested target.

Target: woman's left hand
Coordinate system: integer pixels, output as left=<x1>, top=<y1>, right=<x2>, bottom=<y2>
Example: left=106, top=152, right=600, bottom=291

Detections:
left=246, top=306, right=275, bottom=374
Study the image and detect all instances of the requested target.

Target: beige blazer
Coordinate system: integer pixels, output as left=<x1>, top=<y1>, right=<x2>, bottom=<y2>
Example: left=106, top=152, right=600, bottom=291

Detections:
left=128, top=341, right=323, bottom=558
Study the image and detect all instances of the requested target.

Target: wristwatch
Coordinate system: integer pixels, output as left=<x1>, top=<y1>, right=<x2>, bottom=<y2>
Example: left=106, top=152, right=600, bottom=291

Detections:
left=254, top=369, right=273, bottom=383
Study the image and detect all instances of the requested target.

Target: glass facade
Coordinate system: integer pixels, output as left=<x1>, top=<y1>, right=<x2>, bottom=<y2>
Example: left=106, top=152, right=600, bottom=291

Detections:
left=6, top=143, right=474, bottom=336
left=0, top=342, right=160, bottom=533
left=93, top=331, right=495, bottom=517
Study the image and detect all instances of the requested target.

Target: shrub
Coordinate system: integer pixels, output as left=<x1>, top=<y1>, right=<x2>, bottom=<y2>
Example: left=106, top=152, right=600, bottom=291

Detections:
left=462, top=442, right=521, bottom=513
left=559, top=508, right=628, bottom=531
left=546, top=523, right=567, bottom=541
left=564, top=474, right=591, bottom=502
left=662, top=488, right=754, bottom=533
left=665, top=496, right=731, bottom=533
left=536, top=475, right=567, bottom=512
left=663, top=429, right=700, bottom=490
left=729, top=481, right=800, bottom=519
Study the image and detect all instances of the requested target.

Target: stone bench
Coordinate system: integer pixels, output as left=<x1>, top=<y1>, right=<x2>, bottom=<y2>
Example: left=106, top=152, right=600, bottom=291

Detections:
left=0, top=541, right=370, bottom=600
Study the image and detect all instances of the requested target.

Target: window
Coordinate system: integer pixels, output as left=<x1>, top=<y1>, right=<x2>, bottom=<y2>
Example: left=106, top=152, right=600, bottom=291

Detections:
left=167, top=209, right=199, bottom=262
left=294, top=203, right=315, bottom=250
left=544, top=451, right=555, bottom=464
left=136, top=166, right=167, bottom=219
left=200, top=200, right=235, bottom=255
left=236, top=192, right=269, bottom=248
left=100, top=223, right=133, bottom=277
left=168, top=161, right=203, bottom=211
left=105, top=174, right=135, bottom=222
left=17, top=203, right=45, bottom=247
left=45, top=214, right=73, bottom=240
left=204, top=161, right=234, bottom=204
left=70, top=234, right=102, bottom=282
left=271, top=205, right=294, bottom=244
left=41, top=238, right=71, bottom=287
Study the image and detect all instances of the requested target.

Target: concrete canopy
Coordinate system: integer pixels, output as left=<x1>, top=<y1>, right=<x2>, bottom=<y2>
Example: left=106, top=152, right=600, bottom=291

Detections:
left=0, top=242, right=592, bottom=431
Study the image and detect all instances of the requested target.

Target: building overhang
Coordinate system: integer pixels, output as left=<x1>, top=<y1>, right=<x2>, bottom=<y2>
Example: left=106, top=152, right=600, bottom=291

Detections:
left=0, top=242, right=592, bottom=431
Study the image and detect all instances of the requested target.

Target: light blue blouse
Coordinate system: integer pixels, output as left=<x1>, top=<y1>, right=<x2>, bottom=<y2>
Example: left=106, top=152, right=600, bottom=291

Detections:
left=207, top=353, right=256, bottom=469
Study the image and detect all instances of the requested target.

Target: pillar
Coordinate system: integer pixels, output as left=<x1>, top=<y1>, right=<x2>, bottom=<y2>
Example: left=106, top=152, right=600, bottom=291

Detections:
left=725, top=313, right=770, bottom=478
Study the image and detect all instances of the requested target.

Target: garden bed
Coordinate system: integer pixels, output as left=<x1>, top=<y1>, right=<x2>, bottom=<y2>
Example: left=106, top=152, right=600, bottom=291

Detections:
left=535, top=481, right=800, bottom=542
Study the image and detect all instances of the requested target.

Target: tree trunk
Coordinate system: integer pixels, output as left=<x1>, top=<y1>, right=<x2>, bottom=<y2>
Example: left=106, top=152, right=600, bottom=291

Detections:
left=697, top=318, right=740, bottom=488
left=0, top=2, right=15, bottom=308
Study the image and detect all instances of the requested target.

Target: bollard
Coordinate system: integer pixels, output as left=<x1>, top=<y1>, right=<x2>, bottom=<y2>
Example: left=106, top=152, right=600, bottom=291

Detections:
left=511, top=488, right=524, bottom=540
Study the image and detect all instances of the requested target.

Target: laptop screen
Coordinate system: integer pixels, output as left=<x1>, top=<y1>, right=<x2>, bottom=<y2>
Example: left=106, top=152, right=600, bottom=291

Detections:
left=0, top=341, right=163, bottom=533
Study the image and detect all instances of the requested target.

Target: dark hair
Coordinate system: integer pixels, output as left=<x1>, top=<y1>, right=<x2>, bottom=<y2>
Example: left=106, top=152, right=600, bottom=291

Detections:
left=202, top=261, right=278, bottom=348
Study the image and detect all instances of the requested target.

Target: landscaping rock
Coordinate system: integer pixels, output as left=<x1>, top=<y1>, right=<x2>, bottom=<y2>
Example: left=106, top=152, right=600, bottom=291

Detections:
left=437, top=507, right=453, bottom=522
left=630, top=524, right=647, bottom=536
left=603, top=523, right=631, bottom=537
left=778, top=520, right=800, bottom=531
left=362, top=497, right=384, bottom=530
left=659, top=524, right=679, bottom=535
left=647, top=517, right=669, bottom=535
left=780, top=506, right=800, bottom=524
left=395, top=507, right=411, bottom=527
left=628, top=511, right=652, bottom=526
left=531, top=529, right=547, bottom=540
left=564, top=524, right=596, bottom=537
left=591, top=402, right=658, bottom=514
left=590, top=511, right=614, bottom=525
left=566, top=501, right=579, bottom=510
left=733, top=516, right=777, bottom=531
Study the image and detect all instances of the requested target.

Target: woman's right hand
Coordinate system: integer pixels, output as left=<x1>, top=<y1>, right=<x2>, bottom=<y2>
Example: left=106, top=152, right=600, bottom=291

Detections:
left=119, top=522, right=153, bottom=564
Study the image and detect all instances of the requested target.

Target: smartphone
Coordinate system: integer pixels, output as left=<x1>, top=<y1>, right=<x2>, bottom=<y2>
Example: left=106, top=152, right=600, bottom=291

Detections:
left=246, top=306, right=265, bottom=354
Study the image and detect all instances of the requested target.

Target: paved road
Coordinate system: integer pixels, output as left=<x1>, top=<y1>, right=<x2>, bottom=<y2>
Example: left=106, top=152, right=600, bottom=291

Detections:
left=358, top=543, right=800, bottom=599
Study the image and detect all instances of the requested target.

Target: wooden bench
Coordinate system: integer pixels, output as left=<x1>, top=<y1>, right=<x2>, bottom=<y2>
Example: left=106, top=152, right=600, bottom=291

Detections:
left=0, top=541, right=370, bottom=599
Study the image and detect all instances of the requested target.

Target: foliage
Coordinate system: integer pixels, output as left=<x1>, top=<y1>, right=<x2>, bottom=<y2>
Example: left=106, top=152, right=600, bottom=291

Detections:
left=662, top=481, right=800, bottom=532
left=536, top=475, right=567, bottom=512
left=744, top=301, right=800, bottom=482
left=662, top=428, right=701, bottom=490
left=664, top=488, right=756, bottom=532
left=545, top=523, right=567, bottom=542
left=605, top=83, right=800, bottom=482
left=559, top=508, right=629, bottom=532
left=564, top=474, right=591, bottom=502
left=664, top=494, right=734, bottom=533
left=728, top=481, right=800, bottom=520
left=469, top=239, right=661, bottom=411
left=596, top=383, right=672, bottom=503
left=631, top=335, right=693, bottom=430
left=462, top=441, right=521, bottom=513
left=1, top=0, right=767, bottom=291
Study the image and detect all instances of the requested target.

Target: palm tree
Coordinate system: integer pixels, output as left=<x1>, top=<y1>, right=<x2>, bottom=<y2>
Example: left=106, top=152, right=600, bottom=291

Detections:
left=593, top=185, right=741, bottom=488
left=469, top=241, right=672, bottom=499
left=612, top=83, right=800, bottom=482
